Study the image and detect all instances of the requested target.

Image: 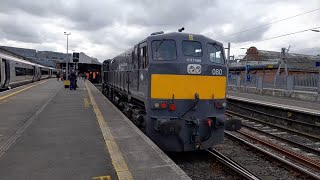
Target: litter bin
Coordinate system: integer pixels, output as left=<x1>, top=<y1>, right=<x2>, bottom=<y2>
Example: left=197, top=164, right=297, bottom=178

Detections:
left=64, top=80, right=70, bottom=88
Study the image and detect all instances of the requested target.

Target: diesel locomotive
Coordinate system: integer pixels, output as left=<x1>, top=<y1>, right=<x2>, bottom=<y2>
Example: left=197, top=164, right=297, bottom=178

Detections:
left=102, top=31, right=240, bottom=151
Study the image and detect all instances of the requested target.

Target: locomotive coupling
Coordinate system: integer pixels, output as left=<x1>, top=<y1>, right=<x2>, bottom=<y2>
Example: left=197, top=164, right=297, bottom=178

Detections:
left=153, top=118, right=181, bottom=135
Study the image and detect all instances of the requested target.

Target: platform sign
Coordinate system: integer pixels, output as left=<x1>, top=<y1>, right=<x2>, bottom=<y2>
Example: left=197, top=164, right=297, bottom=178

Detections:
left=246, top=74, right=251, bottom=81
left=246, top=65, right=251, bottom=71
left=73, top=52, right=79, bottom=63
left=316, top=61, right=320, bottom=67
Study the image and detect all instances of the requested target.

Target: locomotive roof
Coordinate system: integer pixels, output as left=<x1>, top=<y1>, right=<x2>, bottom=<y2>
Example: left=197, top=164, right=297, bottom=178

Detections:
left=145, top=32, right=223, bottom=46
left=104, top=32, right=224, bottom=62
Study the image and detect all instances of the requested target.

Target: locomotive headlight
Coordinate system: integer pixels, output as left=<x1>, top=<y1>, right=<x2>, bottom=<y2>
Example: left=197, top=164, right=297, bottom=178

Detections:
left=222, top=102, right=227, bottom=107
left=154, top=102, right=160, bottom=108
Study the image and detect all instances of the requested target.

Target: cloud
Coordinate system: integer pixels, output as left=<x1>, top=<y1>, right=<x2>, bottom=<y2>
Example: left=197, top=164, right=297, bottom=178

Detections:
left=0, top=0, right=319, bottom=60
left=0, top=12, right=43, bottom=43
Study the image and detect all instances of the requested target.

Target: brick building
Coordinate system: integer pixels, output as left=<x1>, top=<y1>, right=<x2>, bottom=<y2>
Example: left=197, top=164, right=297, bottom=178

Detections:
left=229, top=47, right=320, bottom=83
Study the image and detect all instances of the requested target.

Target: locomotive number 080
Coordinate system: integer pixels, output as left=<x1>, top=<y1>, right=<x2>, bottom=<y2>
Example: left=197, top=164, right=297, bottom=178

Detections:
left=212, top=69, right=223, bottom=76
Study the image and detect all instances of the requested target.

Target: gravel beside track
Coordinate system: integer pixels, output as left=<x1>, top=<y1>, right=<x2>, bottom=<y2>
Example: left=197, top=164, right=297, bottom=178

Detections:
left=168, top=136, right=303, bottom=180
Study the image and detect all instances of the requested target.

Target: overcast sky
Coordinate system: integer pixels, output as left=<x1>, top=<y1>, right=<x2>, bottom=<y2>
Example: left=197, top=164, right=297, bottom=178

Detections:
left=0, top=0, right=319, bottom=61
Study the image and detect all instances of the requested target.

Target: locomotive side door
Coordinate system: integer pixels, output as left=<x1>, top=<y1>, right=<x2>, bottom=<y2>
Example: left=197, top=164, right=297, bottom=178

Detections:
left=138, top=42, right=148, bottom=93
left=131, top=46, right=138, bottom=92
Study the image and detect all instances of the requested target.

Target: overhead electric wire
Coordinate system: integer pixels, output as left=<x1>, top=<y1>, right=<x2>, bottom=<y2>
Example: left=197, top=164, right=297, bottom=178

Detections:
left=216, top=8, right=320, bottom=40
left=233, top=26, right=320, bottom=48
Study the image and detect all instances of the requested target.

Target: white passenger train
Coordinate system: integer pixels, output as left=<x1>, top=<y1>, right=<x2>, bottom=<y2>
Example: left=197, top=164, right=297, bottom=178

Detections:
left=0, top=51, right=60, bottom=90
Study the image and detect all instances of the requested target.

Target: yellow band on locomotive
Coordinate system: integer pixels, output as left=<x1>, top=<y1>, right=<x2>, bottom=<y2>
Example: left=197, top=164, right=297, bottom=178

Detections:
left=151, top=74, right=226, bottom=100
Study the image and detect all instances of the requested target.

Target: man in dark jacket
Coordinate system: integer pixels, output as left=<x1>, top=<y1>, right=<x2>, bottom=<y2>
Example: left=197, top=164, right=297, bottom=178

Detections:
left=69, top=71, right=77, bottom=90
left=56, top=72, right=59, bottom=81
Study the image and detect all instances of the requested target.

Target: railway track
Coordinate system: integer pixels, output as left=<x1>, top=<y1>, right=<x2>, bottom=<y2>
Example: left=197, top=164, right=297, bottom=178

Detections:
left=240, top=123, right=320, bottom=156
left=225, top=131, right=320, bottom=179
left=226, top=110, right=320, bottom=142
left=237, top=129, right=320, bottom=171
left=227, top=101, right=320, bottom=136
left=226, top=110, right=320, bottom=157
left=171, top=131, right=314, bottom=179
left=226, top=109, right=320, bottom=178
left=205, top=149, right=260, bottom=180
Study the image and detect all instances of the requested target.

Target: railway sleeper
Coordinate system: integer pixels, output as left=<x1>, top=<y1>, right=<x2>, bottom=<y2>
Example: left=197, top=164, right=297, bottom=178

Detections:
left=225, top=117, right=242, bottom=131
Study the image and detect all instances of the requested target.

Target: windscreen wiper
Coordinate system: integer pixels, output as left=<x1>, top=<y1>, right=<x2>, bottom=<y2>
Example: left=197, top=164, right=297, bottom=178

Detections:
left=155, top=38, right=166, bottom=52
left=212, top=43, right=220, bottom=51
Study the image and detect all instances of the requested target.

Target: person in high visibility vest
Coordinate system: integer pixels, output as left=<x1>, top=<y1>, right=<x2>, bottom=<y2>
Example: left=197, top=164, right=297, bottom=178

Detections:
left=85, top=72, right=89, bottom=81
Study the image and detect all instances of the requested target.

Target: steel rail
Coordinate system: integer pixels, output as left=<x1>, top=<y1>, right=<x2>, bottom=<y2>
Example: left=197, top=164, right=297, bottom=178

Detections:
left=241, top=123, right=320, bottom=156
left=206, top=149, right=261, bottom=180
left=226, top=110, right=320, bottom=142
left=225, top=131, right=320, bottom=180
left=237, top=129, right=320, bottom=172
left=228, top=101, right=319, bottom=128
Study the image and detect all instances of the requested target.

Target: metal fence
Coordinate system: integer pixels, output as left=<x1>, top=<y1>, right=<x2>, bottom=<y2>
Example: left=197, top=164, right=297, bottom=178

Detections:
left=228, top=73, right=320, bottom=93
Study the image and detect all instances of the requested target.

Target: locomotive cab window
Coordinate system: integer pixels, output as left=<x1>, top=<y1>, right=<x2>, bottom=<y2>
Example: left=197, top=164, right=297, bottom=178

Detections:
left=207, top=43, right=225, bottom=64
left=152, top=39, right=177, bottom=60
left=182, top=41, right=202, bottom=57
left=138, top=43, right=148, bottom=69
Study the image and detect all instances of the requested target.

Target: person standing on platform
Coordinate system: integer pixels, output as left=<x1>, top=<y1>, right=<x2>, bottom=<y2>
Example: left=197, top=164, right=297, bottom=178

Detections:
left=84, top=73, right=87, bottom=81
left=56, top=72, right=60, bottom=81
left=69, top=71, right=77, bottom=90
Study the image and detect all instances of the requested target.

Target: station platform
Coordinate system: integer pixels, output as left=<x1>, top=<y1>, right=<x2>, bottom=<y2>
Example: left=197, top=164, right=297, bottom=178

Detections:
left=227, top=91, right=320, bottom=116
left=0, top=79, right=190, bottom=180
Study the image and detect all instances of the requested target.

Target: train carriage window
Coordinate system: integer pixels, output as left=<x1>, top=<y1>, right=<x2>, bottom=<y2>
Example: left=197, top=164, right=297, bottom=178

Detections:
left=41, top=70, right=49, bottom=75
left=15, top=67, right=26, bottom=76
left=152, top=40, right=176, bottom=60
left=26, top=68, right=34, bottom=75
left=182, top=41, right=202, bottom=57
left=207, top=43, right=225, bottom=64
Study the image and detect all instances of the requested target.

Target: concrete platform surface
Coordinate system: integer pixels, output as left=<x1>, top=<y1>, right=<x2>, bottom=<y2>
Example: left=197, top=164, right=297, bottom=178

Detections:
left=0, top=79, right=116, bottom=179
left=86, top=82, right=190, bottom=180
left=0, top=79, right=190, bottom=180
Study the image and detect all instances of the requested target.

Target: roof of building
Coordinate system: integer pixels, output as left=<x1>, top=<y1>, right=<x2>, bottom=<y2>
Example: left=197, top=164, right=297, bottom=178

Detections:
left=241, top=46, right=320, bottom=70
left=0, top=46, right=101, bottom=66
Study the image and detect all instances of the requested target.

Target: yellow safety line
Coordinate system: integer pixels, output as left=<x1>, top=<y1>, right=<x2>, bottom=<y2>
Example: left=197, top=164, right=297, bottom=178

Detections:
left=0, top=80, right=48, bottom=101
left=85, top=82, right=133, bottom=180
left=84, top=98, right=90, bottom=108
left=92, top=175, right=111, bottom=180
